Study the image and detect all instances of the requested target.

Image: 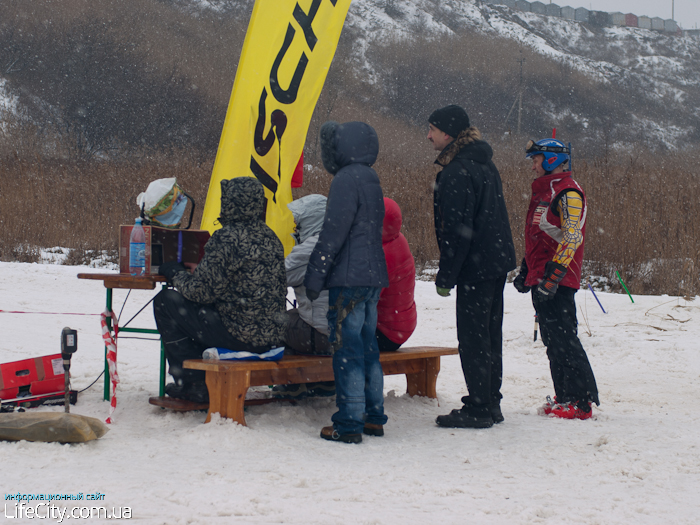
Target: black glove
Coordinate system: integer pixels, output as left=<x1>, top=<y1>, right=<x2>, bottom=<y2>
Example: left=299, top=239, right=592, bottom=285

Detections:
left=513, top=258, right=530, bottom=293
left=158, top=261, right=187, bottom=282
left=306, top=288, right=320, bottom=302
left=536, top=261, right=568, bottom=300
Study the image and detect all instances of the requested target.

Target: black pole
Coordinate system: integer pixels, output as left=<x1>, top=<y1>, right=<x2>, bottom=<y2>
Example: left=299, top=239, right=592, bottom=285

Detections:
left=61, top=328, right=78, bottom=413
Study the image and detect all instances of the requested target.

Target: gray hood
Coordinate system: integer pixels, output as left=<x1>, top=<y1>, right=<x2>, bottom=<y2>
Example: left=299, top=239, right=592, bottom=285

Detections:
left=287, top=194, right=327, bottom=244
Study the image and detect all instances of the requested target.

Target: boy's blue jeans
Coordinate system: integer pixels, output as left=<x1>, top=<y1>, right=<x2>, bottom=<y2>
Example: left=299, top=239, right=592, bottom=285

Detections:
left=327, top=286, right=387, bottom=435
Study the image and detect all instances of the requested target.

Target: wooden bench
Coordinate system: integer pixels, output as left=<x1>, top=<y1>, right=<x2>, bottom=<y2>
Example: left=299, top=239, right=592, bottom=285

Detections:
left=183, top=346, right=457, bottom=426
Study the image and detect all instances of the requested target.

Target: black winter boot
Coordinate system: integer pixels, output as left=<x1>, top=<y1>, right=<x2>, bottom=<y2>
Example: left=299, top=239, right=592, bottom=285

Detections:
left=183, top=381, right=209, bottom=404
left=436, top=401, right=494, bottom=429
left=461, top=396, right=504, bottom=424
left=165, top=381, right=188, bottom=399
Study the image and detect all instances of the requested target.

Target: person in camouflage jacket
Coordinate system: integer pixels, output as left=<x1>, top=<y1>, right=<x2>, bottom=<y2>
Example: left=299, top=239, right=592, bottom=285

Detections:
left=153, top=177, right=287, bottom=403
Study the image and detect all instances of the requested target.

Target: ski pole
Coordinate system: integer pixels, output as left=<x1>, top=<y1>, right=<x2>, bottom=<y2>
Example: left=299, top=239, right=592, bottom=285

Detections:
left=587, top=283, right=606, bottom=313
left=616, top=270, right=634, bottom=303
left=534, top=314, right=538, bottom=342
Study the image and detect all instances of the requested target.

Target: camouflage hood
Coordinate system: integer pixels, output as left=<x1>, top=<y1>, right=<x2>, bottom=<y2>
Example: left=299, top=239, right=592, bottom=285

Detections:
left=219, top=177, right=266, bottom=226
left=172, top=173, right=287, bottom=348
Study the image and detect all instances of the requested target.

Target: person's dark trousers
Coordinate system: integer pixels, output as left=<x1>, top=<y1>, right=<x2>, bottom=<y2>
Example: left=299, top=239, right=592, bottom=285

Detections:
left=153, top=289, right=267, bottom=384
left=456, top=275, right=506, bottom=407
left=375, top=329, right=402, bottom=352
left=283, top=309, right=332, bottom=356
left=532, top=285, right=599, bottom=405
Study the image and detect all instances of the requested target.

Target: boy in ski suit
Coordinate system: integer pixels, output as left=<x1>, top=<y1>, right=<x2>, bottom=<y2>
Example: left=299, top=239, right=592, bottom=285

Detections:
left=513, top=138, right=599, bottom=419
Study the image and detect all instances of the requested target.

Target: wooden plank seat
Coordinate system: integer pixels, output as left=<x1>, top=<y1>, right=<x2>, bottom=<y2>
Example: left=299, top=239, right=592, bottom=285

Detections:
left=183, top=346, right=458, bottom=426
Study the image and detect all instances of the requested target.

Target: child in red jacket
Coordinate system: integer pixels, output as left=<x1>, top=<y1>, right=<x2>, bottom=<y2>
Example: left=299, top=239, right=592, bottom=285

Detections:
left=376, top=198, right=417, bottom=351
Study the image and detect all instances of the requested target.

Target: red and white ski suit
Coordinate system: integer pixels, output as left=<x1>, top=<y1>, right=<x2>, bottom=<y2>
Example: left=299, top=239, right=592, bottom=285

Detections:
left=524, top=171, right=586, bottom=290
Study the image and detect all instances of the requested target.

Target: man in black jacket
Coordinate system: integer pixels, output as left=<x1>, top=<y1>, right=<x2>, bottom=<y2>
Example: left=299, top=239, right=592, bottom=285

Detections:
left=428, top=105, right=516, bottom=429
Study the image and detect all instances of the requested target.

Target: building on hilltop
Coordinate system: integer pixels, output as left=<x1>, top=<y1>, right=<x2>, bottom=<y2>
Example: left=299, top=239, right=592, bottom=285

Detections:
left=561, top=6, right=575, bottom=20
left=638, top=16, right=652, bottom=30
left=530, top=1, right=545, bottom=15
left=515, top=0, right=530, bottom=12
left=545, top=3, right=561, bottom=17
left=589, top=11, right=610, bottom=27
left=575, top=8, right=589, bottom=23
left=478, top=0, right=678, bottom=36
left=611, top=12, right=625, bottom=26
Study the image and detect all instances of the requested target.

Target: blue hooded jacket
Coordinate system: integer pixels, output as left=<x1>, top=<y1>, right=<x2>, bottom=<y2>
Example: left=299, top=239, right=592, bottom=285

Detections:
left=304, top=121, right=389, bottom=292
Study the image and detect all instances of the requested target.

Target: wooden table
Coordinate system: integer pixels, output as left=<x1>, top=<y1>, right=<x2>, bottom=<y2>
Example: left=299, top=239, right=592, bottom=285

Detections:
left=77, top=273, right=167, bottom=400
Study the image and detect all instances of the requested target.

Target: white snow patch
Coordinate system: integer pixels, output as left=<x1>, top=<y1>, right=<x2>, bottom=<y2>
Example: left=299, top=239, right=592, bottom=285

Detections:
left=1, top=261, right=699, bottom=523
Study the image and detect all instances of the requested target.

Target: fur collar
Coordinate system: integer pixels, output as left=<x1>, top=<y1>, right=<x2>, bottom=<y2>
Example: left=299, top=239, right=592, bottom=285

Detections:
left=435, top=126, right=482, bottom=167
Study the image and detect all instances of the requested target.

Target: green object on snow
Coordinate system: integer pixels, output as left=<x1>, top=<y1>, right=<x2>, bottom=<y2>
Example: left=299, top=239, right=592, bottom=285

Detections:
left=616, top=270, right=634, bottom=303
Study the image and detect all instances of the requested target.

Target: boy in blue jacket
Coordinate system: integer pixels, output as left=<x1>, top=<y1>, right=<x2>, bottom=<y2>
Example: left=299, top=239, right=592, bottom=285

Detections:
left=304, top=121, right=389, bottom=444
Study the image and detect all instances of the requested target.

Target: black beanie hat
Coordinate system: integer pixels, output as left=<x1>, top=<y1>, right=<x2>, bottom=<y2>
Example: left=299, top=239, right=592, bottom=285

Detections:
left=428, top=105, right=470, bottom=138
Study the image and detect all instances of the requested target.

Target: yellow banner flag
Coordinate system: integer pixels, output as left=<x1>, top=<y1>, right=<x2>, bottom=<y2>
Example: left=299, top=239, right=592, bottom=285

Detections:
left=201, top=0, right=352, bottom=255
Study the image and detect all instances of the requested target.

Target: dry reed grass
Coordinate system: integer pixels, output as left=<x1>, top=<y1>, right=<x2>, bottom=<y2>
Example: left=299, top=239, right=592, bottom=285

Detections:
left=0, top=150, right=212, bottom=263
left=299, top=124, right=700, bottom=296
left=1, top=137, right=697, bottom=296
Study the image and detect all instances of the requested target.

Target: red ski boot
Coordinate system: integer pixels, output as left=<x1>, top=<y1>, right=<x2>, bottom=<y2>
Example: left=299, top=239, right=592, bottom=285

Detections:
left=549, top=400, right=593, bottom=420
left=538, top=395, right=558, bottom=416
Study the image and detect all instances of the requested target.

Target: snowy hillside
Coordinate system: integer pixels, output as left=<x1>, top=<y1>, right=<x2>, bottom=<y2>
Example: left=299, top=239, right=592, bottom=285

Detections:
left=3, top=0, right=699, bottom=152
left=341, top=0, right=700, bottom=147
left=183, top=0, right=700, bottom=149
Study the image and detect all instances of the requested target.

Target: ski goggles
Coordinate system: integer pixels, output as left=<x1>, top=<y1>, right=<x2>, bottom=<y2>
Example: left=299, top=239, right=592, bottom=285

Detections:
left=525, top=140, right=570, bottom=156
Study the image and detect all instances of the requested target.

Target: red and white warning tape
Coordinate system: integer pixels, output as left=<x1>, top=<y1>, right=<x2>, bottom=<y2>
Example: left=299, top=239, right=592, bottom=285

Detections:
left=0, top=309, right=100, bottom=315
left=100, top=310, right=120, bottom=424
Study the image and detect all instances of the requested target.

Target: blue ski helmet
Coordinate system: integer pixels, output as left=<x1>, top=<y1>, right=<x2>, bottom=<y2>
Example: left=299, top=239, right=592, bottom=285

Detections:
left=525, top=138, right=570, bottom=172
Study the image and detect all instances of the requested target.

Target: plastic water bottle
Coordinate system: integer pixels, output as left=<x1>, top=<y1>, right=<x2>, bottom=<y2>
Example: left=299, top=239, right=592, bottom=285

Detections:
left=129, top=218, right=146, bottom=276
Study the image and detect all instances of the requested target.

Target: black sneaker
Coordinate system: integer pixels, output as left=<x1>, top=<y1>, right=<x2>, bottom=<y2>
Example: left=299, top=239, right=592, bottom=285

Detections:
left=306, top=381, right=336, bottom=398
left=461, top=396, right=504, bottom=424
left=182, top=381, right=209, bottom=404
left=436, top=403, right=494, bottom=429
left=320, top=426, right=362, bottom=444
left=271, top=383, right=308, bottom=399
left=165, top=381, right=188, bottom=399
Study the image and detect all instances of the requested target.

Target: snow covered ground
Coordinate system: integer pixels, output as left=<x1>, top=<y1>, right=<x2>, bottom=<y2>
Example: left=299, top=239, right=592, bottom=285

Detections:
left=1, top=261, right=699, bottom=524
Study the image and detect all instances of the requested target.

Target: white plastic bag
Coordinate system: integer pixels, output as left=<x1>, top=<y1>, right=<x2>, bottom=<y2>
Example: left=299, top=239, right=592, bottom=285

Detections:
left=136, top=178, right=188, bottom=228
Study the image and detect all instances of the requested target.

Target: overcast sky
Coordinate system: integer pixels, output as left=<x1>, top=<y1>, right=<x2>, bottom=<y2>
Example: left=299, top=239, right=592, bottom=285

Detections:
left=551, top=0, right=700, bottom=29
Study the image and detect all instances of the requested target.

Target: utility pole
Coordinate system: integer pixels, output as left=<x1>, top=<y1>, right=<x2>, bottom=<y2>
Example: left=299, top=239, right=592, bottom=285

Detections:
left=672, top=0, right=675, bottom=21
left=505, top=53, right=526, bottom=134
left=516, top=55, right=526, bottom=134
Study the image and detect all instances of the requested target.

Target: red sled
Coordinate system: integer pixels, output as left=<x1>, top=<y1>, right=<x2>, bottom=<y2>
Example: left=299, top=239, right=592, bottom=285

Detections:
left=0, top=354, right=66, bottom=400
